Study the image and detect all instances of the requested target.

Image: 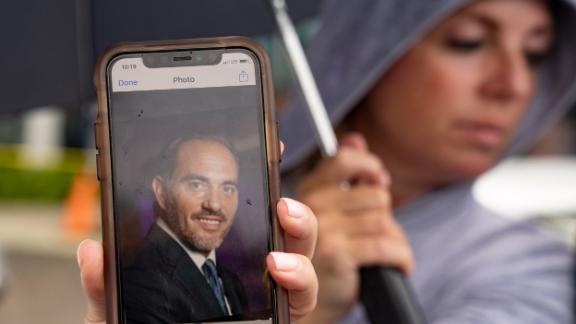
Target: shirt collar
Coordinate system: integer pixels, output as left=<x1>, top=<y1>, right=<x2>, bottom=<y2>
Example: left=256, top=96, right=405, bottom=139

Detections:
left=156, top=218, right=216, bottom=270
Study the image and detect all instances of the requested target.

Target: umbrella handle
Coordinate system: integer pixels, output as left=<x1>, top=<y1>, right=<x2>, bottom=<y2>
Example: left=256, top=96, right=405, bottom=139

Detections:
left=267, top=1, right=426, bottom=324
left=360, top=267, right=426, bottom=324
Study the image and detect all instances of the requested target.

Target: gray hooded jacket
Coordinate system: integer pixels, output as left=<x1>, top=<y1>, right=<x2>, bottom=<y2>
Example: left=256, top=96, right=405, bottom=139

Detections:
left=279, top=0, right=576, bottom=323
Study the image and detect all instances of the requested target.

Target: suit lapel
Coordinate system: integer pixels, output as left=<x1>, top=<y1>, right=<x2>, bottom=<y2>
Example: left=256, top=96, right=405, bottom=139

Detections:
left=173, top=257, right=226, bottom=318
left=149, top=224, right=227, bottom=319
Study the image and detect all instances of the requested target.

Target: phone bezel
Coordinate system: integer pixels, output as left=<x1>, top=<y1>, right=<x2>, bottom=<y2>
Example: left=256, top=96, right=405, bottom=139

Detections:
left=93, top=37, right=286, bottom=324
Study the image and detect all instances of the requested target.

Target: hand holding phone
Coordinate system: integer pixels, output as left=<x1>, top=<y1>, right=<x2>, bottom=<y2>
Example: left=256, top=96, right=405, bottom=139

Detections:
left=78, top=196, right=319, bottom=324
left=93, top=37, right=297, bottom=323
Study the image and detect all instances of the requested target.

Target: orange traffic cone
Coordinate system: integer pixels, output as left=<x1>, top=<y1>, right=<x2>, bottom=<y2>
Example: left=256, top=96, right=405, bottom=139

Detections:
left=62, top=172, right=99, bottom=237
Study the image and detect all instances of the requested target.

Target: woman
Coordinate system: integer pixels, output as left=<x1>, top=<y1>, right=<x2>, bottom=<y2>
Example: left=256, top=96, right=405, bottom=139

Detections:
left=280, top=0, right=576, bottom=323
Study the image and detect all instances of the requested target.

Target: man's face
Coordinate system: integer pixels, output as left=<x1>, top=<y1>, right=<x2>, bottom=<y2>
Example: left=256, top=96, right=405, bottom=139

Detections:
left=153, top=139, right=239, bottom=254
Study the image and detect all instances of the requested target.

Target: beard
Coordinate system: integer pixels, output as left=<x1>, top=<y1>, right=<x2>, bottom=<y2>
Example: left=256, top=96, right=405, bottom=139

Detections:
left=182, top=209, right=231, bottom=253
left=161, top=193, right=232, bottom=253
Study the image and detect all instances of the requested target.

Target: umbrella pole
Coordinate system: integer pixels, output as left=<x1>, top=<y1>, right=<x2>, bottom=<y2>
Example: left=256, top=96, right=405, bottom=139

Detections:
left=267, top=1, right=425, bottom=323
left=268, top=0, right=337, bottom=157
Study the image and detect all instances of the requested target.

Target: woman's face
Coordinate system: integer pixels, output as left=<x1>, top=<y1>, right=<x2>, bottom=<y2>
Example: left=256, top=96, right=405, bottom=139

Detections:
left=355, top=0, right=552, bottom=185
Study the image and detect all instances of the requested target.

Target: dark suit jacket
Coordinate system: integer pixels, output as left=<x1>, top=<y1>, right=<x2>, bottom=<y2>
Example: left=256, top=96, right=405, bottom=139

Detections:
left=122, top=224, right=248, bottom=324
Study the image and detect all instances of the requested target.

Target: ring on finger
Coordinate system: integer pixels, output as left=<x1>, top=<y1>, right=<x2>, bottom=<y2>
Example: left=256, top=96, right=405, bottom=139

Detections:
left=338, top=181, right=351, bottom=191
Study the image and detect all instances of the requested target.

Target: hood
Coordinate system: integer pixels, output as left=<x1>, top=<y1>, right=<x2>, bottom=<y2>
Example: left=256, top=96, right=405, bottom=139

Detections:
left=279, top=0, right=576, bottom=171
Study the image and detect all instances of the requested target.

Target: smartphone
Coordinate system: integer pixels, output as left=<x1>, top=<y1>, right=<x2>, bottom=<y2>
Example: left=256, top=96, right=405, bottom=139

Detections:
left=93, top=37, right=287, bottom=324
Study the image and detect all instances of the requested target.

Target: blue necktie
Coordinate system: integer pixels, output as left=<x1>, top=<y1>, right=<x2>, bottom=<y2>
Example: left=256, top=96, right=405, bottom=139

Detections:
left=202, top=259, right=228, bottom=315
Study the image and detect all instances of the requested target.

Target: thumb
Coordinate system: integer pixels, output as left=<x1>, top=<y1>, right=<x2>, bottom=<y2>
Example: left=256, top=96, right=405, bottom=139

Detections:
left=339, top=132, right=389, bottom=187
left=77, top=239, right=106, bottom=324
left=339, top=132, right=369, bottom=152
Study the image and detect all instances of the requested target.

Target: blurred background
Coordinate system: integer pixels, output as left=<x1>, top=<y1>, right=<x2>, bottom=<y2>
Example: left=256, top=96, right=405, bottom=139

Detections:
left=0, top=0, right=574, bottom=323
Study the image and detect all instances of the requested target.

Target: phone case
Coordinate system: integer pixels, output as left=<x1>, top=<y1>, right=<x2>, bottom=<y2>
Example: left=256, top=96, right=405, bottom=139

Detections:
left=93, top=36, right=287, bottom=324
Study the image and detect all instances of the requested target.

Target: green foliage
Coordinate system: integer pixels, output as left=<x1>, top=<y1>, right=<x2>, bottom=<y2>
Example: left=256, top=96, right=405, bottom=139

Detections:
left=0, top=168, right=74, bottom=201
left=0, top=145, right=90, bottom=202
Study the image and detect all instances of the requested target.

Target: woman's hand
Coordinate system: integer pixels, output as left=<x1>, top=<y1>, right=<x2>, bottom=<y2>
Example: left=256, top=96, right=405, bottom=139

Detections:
left=297, top=133, right=414, bottom=324
left=77, top=198, right=318, bottom=324
left=77, top=240, right=105, bottom=324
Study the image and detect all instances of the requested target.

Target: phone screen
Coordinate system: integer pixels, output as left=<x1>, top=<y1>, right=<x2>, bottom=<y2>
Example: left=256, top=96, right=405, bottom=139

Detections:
left=107, top=48, right=275, bottom=324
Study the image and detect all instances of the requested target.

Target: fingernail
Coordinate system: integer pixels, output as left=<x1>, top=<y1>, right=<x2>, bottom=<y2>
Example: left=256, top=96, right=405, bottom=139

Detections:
left=282, top=198, right=305, bottom=218
left=76, top=239, right=87, bottom=268
left=270, top=252, right=300, bottom=272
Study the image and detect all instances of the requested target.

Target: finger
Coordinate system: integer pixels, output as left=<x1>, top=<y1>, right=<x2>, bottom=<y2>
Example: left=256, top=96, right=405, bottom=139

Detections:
left=326, top=210, right=390, bottom=238
left=280, top=140, right=285, bottom=155
left=348, top=237, right=414, bottom=274
left=338, top=133, right=391, bottom=187
left=77, top=239, right=106, bottom=324
left=312, top=229, right=353, bottom=269
left=339, top=132, right=369, bottom=152
left=298, top=148, right=389, bottom=195
left=325, top=208, right=407, bottom=241
left=267, top=252, right=318, bottom=321
left=277, top=198, right=317, bottom=259
left=347, top=212, right=407, bottom=242
left=303, top=185, right=391, bottom=214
